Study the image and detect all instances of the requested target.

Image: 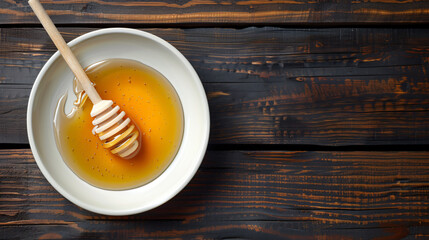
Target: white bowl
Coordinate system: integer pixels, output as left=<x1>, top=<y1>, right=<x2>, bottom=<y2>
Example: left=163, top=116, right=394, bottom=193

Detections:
left=27, top=28, right=210, bottom=215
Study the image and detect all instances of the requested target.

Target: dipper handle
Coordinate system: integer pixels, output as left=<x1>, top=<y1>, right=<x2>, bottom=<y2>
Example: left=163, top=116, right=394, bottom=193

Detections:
left=28, top=0, right=102, bottom=104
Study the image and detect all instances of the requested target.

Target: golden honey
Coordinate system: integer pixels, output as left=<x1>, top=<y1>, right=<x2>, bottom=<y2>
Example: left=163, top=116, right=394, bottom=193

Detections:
left=54, top=59, right=184, bottom=190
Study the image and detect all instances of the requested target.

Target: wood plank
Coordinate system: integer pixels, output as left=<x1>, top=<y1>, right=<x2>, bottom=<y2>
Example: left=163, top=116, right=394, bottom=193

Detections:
left=1, top=27, right=429, bottom=145
left=1, top=149, right=429, bottom=239
left=0, top=0, right=428, bottom=25
left=0, top=86, right=29, bottom=144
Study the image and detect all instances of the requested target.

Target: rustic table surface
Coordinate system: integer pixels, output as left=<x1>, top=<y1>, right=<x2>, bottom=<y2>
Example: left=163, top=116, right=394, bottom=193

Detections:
left=1, top=0, right=429, bottom=239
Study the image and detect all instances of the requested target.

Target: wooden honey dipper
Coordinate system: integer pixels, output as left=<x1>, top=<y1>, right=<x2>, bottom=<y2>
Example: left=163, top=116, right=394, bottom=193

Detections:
left=29, top=0, right=141, bottom=159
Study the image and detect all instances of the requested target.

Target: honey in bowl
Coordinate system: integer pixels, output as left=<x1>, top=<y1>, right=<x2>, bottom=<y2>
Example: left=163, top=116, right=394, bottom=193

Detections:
left=53, top=59, right=184, bottom=190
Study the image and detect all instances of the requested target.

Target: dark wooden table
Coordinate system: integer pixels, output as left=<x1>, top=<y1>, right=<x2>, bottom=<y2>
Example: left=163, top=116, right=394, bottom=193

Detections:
left=1, top=1, right=429, bottom=239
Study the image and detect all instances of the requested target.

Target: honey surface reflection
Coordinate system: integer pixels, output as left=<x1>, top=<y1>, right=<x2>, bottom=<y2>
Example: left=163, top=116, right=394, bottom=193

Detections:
left=54, top=59, right=184, bottom=190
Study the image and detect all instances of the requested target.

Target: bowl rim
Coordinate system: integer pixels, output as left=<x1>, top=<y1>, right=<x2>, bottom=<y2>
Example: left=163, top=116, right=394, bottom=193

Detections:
left=26, top=27, right=210, bottom=215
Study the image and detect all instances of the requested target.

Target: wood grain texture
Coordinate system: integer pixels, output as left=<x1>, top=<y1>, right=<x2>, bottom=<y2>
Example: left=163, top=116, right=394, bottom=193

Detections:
left=1, top=149, right=429, bottom=239
left=1, top=27, right=428, bottom=145
left=0, top=0, right=428, bottom=25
